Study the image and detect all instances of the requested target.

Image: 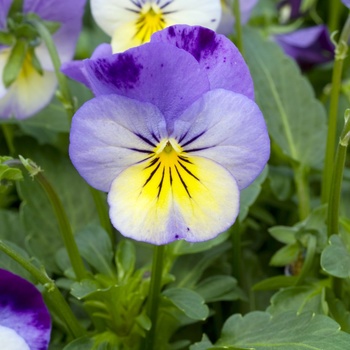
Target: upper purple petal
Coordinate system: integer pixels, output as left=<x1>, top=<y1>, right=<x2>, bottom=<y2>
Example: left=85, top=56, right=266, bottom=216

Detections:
left=83, top=41, right=211, bottom=131
left=61, top=43, right=113, bottom=89
left=0, top=269, right=51, bottom=350
left=274, top=25, right=334, bottom=69
left=0, top=0, right=11, bottom=30
left=151, top=25, right=254, bottom=100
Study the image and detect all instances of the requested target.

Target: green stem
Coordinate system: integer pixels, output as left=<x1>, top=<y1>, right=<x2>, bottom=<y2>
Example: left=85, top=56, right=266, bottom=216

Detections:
left=329, top=0, right=342, bottom=33
left=293, top=165, right=310, bottom=220
left=28, top=19, right=75, bottom=119
left=327, top=111, right=350, bottom=237
left=322, top=15, right=350, bottom=204
left=35, top=172, right=88, bottom=280
left=143, top=245, right=165, bottom=350
left=1, top=124, right=16, bottom=155
left=89, top=187, right=114, bottom=245
left=233, top=0, right=244, bottom=54
left=0, top=240, right=85, bottom=338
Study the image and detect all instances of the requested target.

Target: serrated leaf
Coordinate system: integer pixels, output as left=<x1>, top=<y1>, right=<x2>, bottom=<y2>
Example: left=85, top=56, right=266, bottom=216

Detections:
left=163, top=288, right=209, bottom=320
left=215, top=311, right=350, bottom=349
left=267, top=285, right=327, bottom=316
left=71, top=279, right=100, bottom=299
left=321, top=235, right=350, bottom=278
left=243, top=28, right=327, bottom=168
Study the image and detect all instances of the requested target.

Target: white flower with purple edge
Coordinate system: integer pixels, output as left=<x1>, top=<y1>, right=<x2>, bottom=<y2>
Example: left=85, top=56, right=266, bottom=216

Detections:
left=64, top=25, right=270, bottom=245
left=90, top=0, right=221, bottom=52
left=0, top=0, right=86, bottom=119
left=0, top=268, right=51, bottom=350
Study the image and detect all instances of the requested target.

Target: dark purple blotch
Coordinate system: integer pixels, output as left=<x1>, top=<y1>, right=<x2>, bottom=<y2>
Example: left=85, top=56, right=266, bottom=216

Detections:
left=93, top=53, right=143, bottom=90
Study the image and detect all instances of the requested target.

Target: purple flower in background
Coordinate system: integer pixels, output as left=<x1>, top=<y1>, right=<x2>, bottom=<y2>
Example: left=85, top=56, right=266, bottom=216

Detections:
left=0, top=269, right=51, bottom=350
left=0, top=0, right=86, bottom=119
left=64, top=25, right=270, bottom=245
left=342, top=0, right=350, bottom=9
left=217, top=0, right=258, bottom=36
left=277, top=0, right=303, bottom=21
left=274, top=25, right=334, bottom=69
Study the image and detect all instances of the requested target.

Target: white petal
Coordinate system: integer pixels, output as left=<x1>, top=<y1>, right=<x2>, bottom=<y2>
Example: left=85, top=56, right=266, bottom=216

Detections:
left=0, top=53, right=57, bottom=119
left=0, top=48, right=9, bottom=99
left=0, top=326, right=30, bottom=350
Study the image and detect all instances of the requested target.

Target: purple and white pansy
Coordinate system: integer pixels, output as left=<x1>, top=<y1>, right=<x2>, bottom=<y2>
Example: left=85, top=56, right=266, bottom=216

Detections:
left=0, top=269, right=51, bottom=350
left=63, top=25, right=270, bottom=245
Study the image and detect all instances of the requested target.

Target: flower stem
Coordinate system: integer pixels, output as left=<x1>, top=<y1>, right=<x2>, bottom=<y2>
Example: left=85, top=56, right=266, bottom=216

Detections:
left=293, top=165, right=310, bottom=220
left=0, top=240, right=85, bottom=338
left=233, top=0, right=244, bottom=54
left=327, top=110, right=350, bottom=237
left=142, top=244, right=165, bottom=350
left=329, top=0, right=342, bottom=33
left=322, top=15, right=350, bottom=204
left=28, top=19, right=75, bottom=119
left=35, top=171, right=88, bottom=280
left=89, top=187, right=114, bottom=245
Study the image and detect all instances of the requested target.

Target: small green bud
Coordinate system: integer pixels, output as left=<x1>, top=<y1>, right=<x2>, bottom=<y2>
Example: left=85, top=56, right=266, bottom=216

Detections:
left=2, top=39, right=27, bottom=88
left=19, top=155, right=42, bottom=178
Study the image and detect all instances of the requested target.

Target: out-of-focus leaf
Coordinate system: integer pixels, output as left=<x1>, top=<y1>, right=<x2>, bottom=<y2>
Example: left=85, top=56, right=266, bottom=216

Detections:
left=244, top=28, right=327, bottom=168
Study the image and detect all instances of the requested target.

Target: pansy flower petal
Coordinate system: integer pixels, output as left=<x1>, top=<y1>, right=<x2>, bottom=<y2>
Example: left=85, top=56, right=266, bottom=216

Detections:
left=61, top=43, right=113, bottom=89
left=0, top=269, right=51, bottom=350
left=24, top=0, right=86, bottom=70
left=0, top=0, right=11, bottom=31
left=172, top=89, right=270, bottom=189
left=0, top=51, right=57, bottom=119
left=69, top=94, right=167, bottom=192
left=84, top=42, right=210, bottom=127
left=108, top=152, right=239, bottom=245
left=151, top=25, right=254, bottom=99
left=91, top=0, right=221, bottom=52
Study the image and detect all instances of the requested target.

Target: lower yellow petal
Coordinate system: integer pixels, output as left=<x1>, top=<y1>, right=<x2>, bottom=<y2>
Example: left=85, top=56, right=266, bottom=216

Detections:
left=108, top=148, right=239, bottom=245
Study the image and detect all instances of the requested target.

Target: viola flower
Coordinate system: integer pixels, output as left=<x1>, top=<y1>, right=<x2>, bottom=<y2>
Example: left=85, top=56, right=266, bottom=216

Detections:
left=277, top=0, right=303, bottom=22
left=90, top=0, right=221, bottom=52
left=0, top=0, right=86, bottom=119
left=217, top=0, right=258, bottom=36
left=274, top=25, right=334, bottom=70
left=0, top=269, right=51, bottom=350
left=66, top=25, right=270, bottom=245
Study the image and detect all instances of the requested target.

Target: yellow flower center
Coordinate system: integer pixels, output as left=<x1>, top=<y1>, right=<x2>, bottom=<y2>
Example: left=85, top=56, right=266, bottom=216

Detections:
left=134, top=3, right=166, bottom=43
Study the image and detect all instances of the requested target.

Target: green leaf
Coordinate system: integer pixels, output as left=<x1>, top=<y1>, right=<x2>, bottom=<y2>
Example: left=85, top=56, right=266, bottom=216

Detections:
left=0, top=209, right=26, bottom=246
left=0, top=31, right=15, bottom=46
left=269, top=226, right=297, bottom=245
left=71, top=279, right=100, bottom=299
left=267, top=285, right=328, bottom=316
left=243, top=28, right=327, bottom=167
left=0, top=157, right=23, bottom=189
left=16, top=142, right=99, bottom=273
left=115, top=239, right=136, bottom=282
left=321, top=235, right=350, bottom=278
left=194, top=275, right=244, bottom=303
left=269, top=243, right=299, bottom=266
left=239, top=166, right=268, bottom=222
left=215, top=311, right=350, bottom=349
left=63, top=337, right=94, bottom=350
left=163, top=288, right=209, bottom=320
left=268, top=165, right=293, bottom=201
left=75, top=224, right=115, bottom=278
left=2, top=39, right=27, bottom=88
left=252, top=275, right=298, bottom=291
left=190, top=335, right=214, bottom=350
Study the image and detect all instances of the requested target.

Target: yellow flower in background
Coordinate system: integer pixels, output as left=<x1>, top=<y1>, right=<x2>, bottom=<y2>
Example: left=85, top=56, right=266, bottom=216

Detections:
left=90, top=0, right=221, bottom=52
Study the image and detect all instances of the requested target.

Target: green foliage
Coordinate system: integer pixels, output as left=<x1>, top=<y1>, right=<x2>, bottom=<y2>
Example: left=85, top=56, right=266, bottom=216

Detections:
left=193, top=311, right=350, bottom=349
left=243, top=28, right=327, bottom=168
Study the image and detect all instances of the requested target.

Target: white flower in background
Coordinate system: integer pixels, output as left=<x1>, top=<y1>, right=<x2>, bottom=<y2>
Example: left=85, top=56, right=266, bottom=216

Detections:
left=90, top=0, right=221, bottom=52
